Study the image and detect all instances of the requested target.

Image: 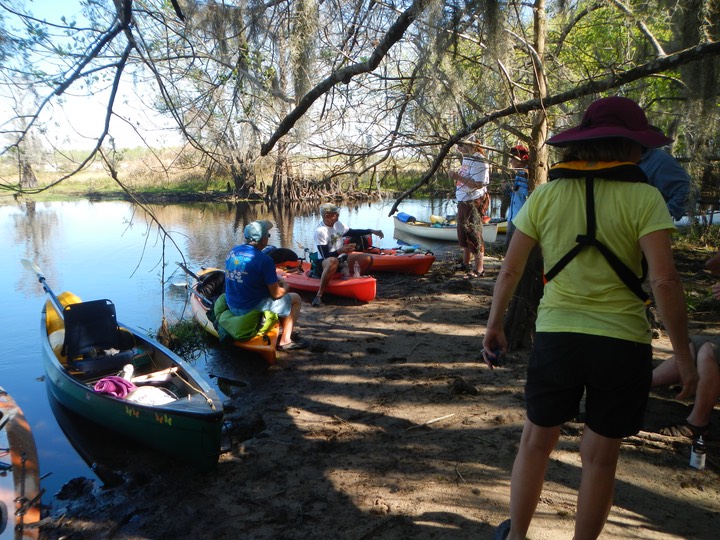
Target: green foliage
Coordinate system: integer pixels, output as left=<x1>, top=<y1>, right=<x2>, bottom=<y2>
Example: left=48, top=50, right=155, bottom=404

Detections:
left=151, top=319, right=210, bottom=363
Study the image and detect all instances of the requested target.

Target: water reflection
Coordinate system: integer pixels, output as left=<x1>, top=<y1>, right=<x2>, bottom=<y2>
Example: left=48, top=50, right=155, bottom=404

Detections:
left=46, top=388, right=128, bottom=489
left=0, top=196, right=468, bottom=501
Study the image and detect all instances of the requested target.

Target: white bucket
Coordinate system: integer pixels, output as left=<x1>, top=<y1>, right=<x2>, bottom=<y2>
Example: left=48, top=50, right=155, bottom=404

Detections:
left=483, top=223, right=498, bottom=243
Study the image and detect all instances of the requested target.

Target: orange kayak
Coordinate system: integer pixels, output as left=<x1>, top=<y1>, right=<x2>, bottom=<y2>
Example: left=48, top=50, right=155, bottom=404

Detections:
left=276, top=262, right=377, bottom=302
left=0, top=387, right=42, bottom=540
left=189, top=268, right=280, bottom=365
left=361, top=248, right=435, bottom=275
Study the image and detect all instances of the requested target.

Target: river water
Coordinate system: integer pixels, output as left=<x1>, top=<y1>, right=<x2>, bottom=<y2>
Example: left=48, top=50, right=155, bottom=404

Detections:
left=0, top=196, right=480, bottom=500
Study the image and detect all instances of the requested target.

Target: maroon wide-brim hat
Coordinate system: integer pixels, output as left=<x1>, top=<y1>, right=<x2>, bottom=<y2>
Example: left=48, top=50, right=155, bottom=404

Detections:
left=546, top=96, right=673, bottom=148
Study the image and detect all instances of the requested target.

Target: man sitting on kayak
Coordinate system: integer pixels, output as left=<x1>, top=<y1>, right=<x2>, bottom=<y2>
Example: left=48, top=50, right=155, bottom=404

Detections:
left=225, top=220, right=308, bottom=350
left=311, top=203, right=384, bottom=307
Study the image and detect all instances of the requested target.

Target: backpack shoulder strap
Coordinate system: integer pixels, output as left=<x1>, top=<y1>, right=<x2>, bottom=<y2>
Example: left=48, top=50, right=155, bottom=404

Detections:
left=544, top=172, right=650, bottom=305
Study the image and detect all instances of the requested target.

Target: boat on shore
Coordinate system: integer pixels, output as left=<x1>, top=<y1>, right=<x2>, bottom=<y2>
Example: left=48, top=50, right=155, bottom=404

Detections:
left=489, top=218, right=508, bottom=234
left=276, top=261, right=377, bottom=302
left=393, top=215, right=499, bottom=243
left=27, top=260, right=224, bottom=472
left=0, top=387, right=43, bottom=540
left=674, top=211, right=720, bottom=228
left=359, top=247, right=435, bottom=275
left=186, top=267, right=280, bottom=365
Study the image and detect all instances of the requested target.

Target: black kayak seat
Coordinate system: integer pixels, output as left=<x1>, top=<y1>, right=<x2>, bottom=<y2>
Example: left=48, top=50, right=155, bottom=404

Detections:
left=61, top=299, right=135, bottom=374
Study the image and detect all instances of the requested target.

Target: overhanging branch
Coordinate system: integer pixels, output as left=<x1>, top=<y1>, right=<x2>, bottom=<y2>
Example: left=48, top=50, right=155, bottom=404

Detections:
left=388, top=40, right=720, bottom=216
left=260, top=0, right=434, bottom=156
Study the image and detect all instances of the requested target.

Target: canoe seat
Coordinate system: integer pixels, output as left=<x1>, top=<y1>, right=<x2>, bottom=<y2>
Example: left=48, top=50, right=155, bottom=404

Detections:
left=62, top=299, right=135, bottom=374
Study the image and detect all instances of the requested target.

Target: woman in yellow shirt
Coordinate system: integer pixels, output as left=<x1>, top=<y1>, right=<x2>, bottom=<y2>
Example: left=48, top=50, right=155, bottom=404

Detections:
left=484, top=97, right=698, bottom=540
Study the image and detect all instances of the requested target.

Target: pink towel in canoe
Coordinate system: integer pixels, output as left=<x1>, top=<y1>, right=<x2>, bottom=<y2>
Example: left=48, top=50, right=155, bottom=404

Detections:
left=94, top=376, right=137, bottom=398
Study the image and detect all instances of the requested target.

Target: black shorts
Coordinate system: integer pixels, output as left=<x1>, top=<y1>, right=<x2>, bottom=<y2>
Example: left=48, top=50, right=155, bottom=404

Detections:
left=525, top=332, right=652, bottom=439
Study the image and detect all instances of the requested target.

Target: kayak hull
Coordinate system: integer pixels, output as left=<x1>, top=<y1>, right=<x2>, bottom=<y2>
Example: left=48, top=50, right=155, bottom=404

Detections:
left=0, top=387, right=42, bottom=540
left=363, top=248, right=435, bottom=275
left=277, top=262, right=376, bottom=302
left=41, top=297, right=224, bottom=472
left=393, top=216, right=498, bottom=243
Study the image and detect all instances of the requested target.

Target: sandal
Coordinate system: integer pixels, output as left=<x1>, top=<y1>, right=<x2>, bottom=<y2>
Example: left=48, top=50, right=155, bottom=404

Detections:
left=311, top=296, right=322, bottom=307
left=659, top=421, right=709, bottom=439
left=278, top=339, right=309, bottom=351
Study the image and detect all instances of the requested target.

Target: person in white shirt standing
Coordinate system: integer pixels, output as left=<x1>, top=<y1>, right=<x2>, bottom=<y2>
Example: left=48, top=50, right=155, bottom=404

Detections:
left=449, top=139, right=491, bottom=277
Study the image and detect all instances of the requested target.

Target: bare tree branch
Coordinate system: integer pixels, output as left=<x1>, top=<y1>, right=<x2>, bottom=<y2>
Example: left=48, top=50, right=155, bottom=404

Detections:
left=260, top=0, right=434, bottom=156
left=608, top=0, right=666, bottom=56
left=388, top=39, right=720, bottom=216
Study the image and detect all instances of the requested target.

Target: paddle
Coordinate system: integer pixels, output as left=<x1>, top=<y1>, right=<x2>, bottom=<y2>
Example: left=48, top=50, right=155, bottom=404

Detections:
left=21, top=259, right=65, bottom=318
left=187, top=286, right=212, bottom=305
left=175, top=262, right=217, bottom=305
left=177, top=261, right=200, bottom=281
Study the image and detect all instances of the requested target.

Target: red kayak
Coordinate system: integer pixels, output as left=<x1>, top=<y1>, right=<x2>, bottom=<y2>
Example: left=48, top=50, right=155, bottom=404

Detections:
left=361, top=247, right=435, bottom=275
left=276, top=262, right=376, bottom=302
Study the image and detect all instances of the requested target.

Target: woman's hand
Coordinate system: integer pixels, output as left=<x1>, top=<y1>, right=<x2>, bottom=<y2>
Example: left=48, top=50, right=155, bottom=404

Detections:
left=482, top=331, right=507, bottom=370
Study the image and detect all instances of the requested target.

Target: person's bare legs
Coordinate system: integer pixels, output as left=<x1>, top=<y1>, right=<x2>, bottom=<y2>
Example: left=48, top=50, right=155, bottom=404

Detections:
left=651, top=356, right=681, bottom=387
left=278, top=292, right=301, bottom=347
left=315, top=257, right=339, bottom=302
left=469, top=212, right=484, bottom=274
left=574, top=426, right=621, bottom=540
left=689, top=343, right=720, bottom=429
left=506, top=421, right=560, bottom=539
left=652, top=341, right=718, bottom=431
left=474, top=242, right=484, bottom=274
left=462, top=247, right=472, bottom=267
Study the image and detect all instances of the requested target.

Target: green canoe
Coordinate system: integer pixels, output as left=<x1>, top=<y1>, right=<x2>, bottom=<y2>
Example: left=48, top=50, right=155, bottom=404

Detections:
left=40, top=294, right=224, bottom=472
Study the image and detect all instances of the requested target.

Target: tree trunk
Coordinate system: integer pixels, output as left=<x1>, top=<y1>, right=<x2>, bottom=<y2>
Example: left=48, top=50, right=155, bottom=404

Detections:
left=503, top=245, right=544, bottom=350
left=504, top=0, right=548, bottom=351
left=270, top=141, right=294, bottom=202
left=229, top=152, right=257, bottom=199
left=19, top=158, right=38, bottom=189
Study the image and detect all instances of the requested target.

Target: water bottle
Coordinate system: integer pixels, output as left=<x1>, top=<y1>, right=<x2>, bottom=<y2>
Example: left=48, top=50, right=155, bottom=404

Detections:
left=120, top=364, right=134, bottom=382
left=353, top=261, right=361, bottom=278
left=690, top=435, right=706, bottom=470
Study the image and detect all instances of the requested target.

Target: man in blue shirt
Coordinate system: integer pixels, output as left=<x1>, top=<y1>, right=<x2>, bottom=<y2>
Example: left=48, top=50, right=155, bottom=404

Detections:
left=638, top=146, right=690, bottom=221
left=225, top=220, right=307, bottom=350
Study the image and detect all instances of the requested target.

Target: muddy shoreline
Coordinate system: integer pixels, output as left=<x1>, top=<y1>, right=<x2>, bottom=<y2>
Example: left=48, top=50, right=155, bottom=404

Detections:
left=39, top=253, right=720, bottom=540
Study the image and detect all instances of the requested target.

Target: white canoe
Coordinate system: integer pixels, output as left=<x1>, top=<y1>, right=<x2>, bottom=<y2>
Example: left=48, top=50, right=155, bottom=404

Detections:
left=674, top=211, right=720, bottom=228
left=393, top=216, right=498, bottom=243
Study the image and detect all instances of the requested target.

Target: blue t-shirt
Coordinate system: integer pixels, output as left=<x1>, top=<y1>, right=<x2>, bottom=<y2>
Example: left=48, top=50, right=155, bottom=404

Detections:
left=638, top=148, right=690, bottom=221
left=507, top=171, right=529, bottom=223
left=225, top=244, right=279, bottom=312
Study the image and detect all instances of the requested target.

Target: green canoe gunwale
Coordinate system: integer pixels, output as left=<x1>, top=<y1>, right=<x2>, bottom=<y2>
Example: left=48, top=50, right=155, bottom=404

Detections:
left=40, top=306, right=224, bottom=472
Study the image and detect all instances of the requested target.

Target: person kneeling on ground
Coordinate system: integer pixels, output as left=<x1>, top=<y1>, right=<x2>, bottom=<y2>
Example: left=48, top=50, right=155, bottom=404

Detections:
left=653, top=338, right=720, bottom=438
left=311, top=203, right=384, bottom=307
left=653, top=259, right=720, bottom=439
left=225, top=220, right=308, bottom=351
